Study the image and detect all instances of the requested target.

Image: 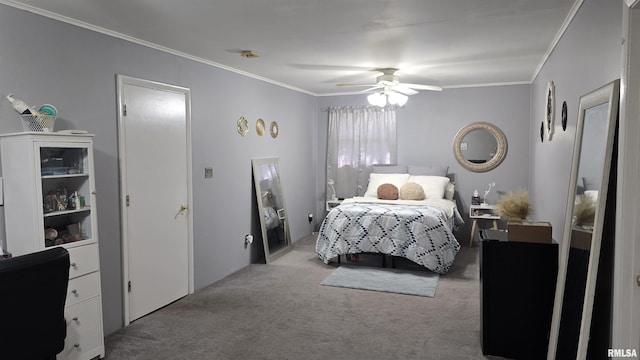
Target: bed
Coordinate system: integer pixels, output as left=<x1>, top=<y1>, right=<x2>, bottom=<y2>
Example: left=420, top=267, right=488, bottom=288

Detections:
left=316, top=170, right=463, bottom=274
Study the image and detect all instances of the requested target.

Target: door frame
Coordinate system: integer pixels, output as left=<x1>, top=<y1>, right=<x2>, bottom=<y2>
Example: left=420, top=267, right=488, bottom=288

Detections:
left=615, top=0, right=640, bottom=351
left=116, top=75, right=194, bottom=326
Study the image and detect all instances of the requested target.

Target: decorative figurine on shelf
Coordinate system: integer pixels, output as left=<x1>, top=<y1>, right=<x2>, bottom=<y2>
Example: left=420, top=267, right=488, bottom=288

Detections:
left=68, top=191, right=77, bottom=210
left=55, top=183, right=68, bottom=211
left=472, top=189, right=482, bottom=205
left=482, top=182, right=496, bottom=205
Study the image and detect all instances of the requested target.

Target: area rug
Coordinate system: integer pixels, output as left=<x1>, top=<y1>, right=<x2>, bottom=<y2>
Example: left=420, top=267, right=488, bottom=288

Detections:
left=321, top=266, right=439, bottom=297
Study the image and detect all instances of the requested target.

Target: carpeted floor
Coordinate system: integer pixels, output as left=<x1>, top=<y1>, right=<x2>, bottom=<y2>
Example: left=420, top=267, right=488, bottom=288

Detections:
left=104, top=235, right=493, bottom=359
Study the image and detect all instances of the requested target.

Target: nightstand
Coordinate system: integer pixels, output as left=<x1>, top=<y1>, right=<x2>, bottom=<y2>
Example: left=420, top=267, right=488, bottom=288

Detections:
left=469, top=204, right=500, bottom=246
left=326, top=199, right=343, bottom=212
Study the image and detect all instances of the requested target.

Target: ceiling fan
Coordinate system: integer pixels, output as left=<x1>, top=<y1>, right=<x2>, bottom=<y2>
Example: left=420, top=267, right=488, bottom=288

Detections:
left=336, top=68, right=442, bottom=107
left=337, top=68, right=442, bottom=94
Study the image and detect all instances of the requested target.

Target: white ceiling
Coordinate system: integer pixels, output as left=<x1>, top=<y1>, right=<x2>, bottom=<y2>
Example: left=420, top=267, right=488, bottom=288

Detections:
left=3, top=0, right=579, bottom=95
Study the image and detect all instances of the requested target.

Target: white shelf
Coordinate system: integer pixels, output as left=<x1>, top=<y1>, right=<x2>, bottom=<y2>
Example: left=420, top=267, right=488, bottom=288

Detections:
left=42, top=173, right=89, bottom=179
left=470, top=204, right=500, bottom=219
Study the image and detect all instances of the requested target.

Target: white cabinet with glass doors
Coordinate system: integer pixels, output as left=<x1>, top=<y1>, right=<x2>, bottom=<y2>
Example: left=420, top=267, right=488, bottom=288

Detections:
left=0, top=132, right=104, bottom=360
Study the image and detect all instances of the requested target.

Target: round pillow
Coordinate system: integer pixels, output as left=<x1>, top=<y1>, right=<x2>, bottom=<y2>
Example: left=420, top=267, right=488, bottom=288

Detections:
left=377, top=183, right=399, bottom=200
left=400, top=182, right=425, bottom=200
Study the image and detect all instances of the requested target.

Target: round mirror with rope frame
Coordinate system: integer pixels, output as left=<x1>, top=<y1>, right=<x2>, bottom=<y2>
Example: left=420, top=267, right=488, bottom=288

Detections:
left=453, top=122, right=507, bottom=172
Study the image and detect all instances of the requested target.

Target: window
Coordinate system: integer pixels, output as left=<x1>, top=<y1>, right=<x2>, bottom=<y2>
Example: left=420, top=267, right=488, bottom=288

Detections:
left=326, top=106, right=397, bottom=200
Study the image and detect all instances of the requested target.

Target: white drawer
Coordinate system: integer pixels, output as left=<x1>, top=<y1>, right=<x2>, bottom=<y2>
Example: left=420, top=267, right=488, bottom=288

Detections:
left=66, top=272, right=101, bottom=306
left=59, top=297, right=105, bottom=360
left=67, top=244, right=99, bottom=279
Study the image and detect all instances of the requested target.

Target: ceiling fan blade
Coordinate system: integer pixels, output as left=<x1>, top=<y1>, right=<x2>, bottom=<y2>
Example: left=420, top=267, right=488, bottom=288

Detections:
left=336, top=83, right=378, bottom=87
left=401, top=83, right=443, bottom=91
left=392, top=85, right=419, bottom=96
left=358, top=85, right=384, bottom=93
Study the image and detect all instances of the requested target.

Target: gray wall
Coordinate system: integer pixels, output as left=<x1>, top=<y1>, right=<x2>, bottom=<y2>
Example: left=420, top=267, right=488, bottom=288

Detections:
left=529, top=0, right=622, bottom=243
left=317, top=84, right=532, bottom=238
left=0, top=4, right=318, bottom=335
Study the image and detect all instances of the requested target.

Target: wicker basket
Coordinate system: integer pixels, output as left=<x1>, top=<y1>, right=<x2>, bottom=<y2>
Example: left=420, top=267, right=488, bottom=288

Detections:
left=20, top=113, right=55, bottom=132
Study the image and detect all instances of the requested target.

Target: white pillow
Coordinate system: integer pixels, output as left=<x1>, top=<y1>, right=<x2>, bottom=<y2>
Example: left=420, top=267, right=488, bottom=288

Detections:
left=363, top=173, right=410, bottom=197
left=408, top=175, right=450, bottom=199
left=444, top=182, right=455, bottom=200
left=584, top=190, right=599, bottom=202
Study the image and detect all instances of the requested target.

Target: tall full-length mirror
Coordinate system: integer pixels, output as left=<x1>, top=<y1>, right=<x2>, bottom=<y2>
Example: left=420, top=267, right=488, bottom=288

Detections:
left=252, top=158, right=292, bottom=263
left=548, top=80, right=619, bottom=359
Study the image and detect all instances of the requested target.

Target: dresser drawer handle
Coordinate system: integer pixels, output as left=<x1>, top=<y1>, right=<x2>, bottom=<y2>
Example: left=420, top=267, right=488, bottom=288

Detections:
left=72, top=317, right=79, bottom=322
left=71, top=262, right=77, bottom=268
left=71, top=289, right=78, bottom=295
left=74, top=343, right=80, bottom=348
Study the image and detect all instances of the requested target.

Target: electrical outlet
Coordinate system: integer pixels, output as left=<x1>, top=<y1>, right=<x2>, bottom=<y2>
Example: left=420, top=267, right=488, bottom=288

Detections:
left=204, top=167, right=213, bottom=178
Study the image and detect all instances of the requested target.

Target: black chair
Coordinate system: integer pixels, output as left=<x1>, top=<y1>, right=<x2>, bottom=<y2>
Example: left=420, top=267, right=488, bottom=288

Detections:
left=0, top=247, right=70, bottom=360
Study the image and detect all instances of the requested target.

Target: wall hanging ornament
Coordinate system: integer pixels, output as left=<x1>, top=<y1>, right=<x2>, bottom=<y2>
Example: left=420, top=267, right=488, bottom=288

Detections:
left=562, top=101, right=568, bottom=131
left=545, top=81, right=555, bottom=141
left=256, top=118, right=266, bottom=136
left=270, top=121, right=279, bottom=138
left=237, top=116, right=248, bottom=136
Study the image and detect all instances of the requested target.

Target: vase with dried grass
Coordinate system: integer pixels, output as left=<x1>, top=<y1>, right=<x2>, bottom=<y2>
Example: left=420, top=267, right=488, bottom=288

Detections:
left=495, top=188, right=532, bottom=222
left=573, top=194, right=596, bottom=227
left=496, top=189, right=553, bottom=243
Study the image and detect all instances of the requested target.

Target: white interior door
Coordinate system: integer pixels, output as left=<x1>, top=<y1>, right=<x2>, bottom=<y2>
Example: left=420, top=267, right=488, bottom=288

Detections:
left=118, top=76, right=193, bottom=323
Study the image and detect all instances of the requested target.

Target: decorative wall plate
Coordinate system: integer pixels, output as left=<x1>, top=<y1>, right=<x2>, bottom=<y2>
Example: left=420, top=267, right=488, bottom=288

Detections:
left=237, top=116, right=248, bottom=136
left=256, top=118, right=265, bottom=136
left=561, top=101, right=568, bottom=131
left=270, top=121, right=279, bottom=138
left=546, top=81, right=555, bottom=141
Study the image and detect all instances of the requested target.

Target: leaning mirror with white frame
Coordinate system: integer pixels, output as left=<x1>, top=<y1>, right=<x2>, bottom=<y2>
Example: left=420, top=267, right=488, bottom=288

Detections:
left=547, top=80, right=619, bottom=359
left=252, top=158, right=292, bottom=263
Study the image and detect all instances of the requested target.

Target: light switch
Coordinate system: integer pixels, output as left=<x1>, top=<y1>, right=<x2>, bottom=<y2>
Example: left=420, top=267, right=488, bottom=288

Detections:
left=204, top=168, right=213, bottom=178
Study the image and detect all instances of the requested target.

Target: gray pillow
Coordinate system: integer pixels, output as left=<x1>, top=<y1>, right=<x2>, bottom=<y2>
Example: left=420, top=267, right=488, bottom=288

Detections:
left=372, top=164, right=408, bottom=174
left=408, top=165, right=449, bottom=177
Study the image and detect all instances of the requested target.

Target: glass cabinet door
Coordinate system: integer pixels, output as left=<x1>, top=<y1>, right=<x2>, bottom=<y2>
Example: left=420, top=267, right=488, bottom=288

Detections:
left=40, top=146, right=93, bottom=247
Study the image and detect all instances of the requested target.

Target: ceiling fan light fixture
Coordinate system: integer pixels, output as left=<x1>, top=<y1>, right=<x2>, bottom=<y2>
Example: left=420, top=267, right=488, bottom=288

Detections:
left=387, top=91, right=408, bottom=106
left=367, top=92, right=386, bottom=107
left=368, top=91, right=408, bottom=107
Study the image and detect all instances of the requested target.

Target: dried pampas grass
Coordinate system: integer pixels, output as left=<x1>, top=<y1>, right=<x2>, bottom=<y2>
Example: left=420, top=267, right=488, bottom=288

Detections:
left=573, top=194, right=596, bottom=227
left=495, top=189, right=532, bottom=220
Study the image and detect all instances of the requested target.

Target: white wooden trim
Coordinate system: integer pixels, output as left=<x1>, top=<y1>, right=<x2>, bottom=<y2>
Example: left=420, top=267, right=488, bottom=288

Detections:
left=626, top=0, right=640, bottom=9
left=613, top=2, right=640, bottom=352
left=116, top=75, right=194, bottom=326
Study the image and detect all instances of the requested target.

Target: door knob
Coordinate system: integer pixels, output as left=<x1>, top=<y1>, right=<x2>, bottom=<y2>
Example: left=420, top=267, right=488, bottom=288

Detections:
left=175, top=203, right=189, bottom=219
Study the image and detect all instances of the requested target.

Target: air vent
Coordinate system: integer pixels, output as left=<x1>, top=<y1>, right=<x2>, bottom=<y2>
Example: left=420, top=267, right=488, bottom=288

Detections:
left=240, top=50, right=259, bottom=58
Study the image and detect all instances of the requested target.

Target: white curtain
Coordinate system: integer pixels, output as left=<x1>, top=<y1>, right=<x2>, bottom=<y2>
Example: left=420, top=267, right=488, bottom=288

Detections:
left=326, top=106, right=397, bottom=200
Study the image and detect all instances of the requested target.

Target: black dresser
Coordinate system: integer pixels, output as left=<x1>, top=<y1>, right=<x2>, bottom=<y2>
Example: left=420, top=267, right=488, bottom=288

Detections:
left=480, top=238, right=558, bottom=359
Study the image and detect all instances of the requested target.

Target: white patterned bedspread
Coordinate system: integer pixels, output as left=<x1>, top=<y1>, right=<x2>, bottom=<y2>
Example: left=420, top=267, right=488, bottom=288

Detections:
left=316, top=197, right=463, bottom=274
